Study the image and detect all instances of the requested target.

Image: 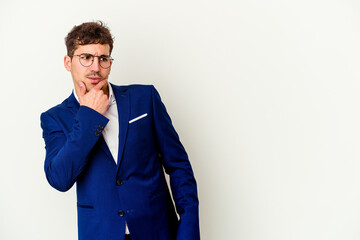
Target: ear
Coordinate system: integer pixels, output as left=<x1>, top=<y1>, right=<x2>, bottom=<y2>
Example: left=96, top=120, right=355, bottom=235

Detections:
left=64, top=55, right=72, bottom=71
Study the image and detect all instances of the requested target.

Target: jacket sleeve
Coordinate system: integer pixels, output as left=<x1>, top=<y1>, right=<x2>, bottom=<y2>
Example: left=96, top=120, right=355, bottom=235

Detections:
left=151, top=86, right=200, bottom=240
left=40, top=106, right=109, bottom=192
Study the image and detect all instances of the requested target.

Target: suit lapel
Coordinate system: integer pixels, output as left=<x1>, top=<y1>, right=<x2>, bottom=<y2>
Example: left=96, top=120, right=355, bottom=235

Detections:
left=65, top=92, right=80, bottom=114
left=112, top=84, right=130, bottom=172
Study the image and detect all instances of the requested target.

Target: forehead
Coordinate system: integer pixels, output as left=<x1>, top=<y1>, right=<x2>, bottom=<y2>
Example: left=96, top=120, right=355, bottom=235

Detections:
left=73, top=44, right=110, bottom=55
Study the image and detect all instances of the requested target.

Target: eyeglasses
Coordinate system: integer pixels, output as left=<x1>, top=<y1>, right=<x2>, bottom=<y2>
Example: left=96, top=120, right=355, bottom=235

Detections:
left=70, top=54, right=114, bottom=69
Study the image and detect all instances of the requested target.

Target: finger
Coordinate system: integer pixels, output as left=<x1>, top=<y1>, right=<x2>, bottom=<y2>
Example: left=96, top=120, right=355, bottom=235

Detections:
left=79, top=82, right=86, bottom=96
left=93, top=79, right=108, bottom=91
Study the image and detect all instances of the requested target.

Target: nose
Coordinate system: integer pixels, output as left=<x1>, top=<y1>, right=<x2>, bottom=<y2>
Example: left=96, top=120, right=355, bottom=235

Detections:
left=89, top=56, right=100, bottom=72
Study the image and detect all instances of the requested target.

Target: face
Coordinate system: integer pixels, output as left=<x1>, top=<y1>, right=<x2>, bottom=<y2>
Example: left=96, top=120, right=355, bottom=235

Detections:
left=64, top=44, right=112, bottom=95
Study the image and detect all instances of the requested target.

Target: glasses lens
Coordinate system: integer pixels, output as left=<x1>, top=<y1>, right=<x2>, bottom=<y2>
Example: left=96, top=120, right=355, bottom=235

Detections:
left=79, top=54, right=93, bottom=67
left=99, top=57, right=111, bottom=68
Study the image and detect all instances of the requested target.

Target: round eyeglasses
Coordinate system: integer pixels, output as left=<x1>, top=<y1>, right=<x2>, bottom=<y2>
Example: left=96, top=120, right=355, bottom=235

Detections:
left=70, top=54, right=114, bottom=69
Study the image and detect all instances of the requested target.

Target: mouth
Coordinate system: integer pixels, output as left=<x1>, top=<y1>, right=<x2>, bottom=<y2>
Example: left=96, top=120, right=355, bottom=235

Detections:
left=87, top=77, right=102, bottom=84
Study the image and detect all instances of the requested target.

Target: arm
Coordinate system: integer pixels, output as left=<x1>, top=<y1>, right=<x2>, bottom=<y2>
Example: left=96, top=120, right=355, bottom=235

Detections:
left=151, top=86, right=200, bottom=240
left=41, top=106, right=109, bottom=192
left=42, top=80, right=110, bottom=191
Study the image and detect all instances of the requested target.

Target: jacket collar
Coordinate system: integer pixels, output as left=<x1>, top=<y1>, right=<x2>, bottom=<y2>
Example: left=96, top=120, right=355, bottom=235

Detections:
left=65, top=92, right=80, bottom=110
left=111, top=83, right=130, bottom=171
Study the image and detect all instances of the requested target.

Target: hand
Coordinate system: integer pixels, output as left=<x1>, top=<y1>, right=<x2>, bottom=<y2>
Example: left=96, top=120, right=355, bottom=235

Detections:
left=78, top=81, right=109, bottom=115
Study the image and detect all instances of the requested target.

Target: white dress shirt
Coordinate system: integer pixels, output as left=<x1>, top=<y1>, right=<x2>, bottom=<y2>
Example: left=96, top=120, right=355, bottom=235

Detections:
left=101, top=84, right=119, bottom=164
left=74, top=84, right=130, bottom=234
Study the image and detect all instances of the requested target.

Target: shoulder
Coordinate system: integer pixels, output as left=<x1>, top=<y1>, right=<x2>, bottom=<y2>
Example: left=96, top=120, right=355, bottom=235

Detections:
left=111, top=84, right=160, bottom=98
left=111, top=83, right=156, bottom=92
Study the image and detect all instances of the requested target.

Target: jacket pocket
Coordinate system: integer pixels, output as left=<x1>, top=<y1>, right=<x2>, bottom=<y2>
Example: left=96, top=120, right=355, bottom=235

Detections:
left=77, top=203, right=94, bottom=209
left=129, top=113, right=149, bottom=129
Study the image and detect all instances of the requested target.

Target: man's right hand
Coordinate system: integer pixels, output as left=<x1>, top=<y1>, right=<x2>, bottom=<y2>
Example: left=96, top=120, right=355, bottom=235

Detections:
left=78, top=81, right=110, bottom=115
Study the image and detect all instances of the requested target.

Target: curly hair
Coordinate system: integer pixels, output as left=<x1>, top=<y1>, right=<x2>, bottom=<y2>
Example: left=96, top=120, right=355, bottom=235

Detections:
left=65, top=21, right=114, bottom=56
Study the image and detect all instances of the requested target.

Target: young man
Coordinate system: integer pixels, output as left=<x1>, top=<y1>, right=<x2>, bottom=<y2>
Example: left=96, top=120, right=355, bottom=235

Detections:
left=41, top=21, right=200, bottom=240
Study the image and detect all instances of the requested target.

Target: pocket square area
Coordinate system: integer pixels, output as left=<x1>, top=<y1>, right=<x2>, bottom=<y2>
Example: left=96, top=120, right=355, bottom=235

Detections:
left=129, top=113, right=148, bottom=124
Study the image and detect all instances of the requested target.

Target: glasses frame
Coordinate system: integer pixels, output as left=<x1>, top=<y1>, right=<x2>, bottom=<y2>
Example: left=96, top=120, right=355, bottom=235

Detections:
left=70, top=54, right=114, bottom=69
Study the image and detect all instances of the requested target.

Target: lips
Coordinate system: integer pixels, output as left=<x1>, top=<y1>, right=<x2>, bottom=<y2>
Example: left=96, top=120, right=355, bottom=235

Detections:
left=88, top=77, right=101, bottom=84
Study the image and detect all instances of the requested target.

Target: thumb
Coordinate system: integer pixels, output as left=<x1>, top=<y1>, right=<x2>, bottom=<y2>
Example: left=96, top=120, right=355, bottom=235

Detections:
left=79, top=82, right=86, bottom=97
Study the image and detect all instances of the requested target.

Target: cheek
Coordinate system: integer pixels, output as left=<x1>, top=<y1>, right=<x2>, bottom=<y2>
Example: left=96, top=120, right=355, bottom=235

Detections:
left=71, top=68, right=87, bottom=83
left=103, top=69, right=111, bottom=77
left=73, top=67, right=86, bottom=78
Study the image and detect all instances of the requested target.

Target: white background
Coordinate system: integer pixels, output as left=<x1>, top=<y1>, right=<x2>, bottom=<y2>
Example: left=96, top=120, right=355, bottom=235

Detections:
left=1, top=0, right=360, bottom=239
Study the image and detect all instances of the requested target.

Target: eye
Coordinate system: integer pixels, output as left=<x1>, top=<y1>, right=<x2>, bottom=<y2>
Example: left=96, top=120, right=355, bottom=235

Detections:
left=80, top=54, right=92, bottom=60
left=100, top=56, right=109, bottom=62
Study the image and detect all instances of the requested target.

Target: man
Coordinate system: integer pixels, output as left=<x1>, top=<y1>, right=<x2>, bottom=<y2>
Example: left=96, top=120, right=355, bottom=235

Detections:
left=40, top=21, right=200, bottom=240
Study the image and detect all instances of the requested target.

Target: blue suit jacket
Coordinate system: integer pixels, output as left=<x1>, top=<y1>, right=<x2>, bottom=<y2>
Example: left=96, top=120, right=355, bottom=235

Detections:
left=41, top=84, right=200, bottom=240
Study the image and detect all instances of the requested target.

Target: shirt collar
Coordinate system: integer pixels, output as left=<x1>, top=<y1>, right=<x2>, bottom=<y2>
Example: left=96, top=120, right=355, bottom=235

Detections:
left=73, top=83, right=116, bottom=105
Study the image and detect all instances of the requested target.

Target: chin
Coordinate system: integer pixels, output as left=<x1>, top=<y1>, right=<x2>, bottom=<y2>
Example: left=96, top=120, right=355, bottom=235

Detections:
left=84, top=84, right=93, bottom=91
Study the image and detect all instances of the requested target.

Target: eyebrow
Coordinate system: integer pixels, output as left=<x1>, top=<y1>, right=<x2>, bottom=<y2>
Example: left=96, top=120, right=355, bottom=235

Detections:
left=80, top=53, right=110, bottom=57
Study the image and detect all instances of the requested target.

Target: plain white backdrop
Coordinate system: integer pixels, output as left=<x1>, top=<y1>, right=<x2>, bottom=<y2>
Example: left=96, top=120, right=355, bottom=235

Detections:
left=1, top=0, right=360, bottom=239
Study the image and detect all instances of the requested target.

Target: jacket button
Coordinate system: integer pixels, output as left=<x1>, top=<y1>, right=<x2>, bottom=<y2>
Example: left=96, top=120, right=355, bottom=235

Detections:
left=118, top=210, right=124, bottom=217
left=116, top=179, right=124, bottom=186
